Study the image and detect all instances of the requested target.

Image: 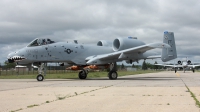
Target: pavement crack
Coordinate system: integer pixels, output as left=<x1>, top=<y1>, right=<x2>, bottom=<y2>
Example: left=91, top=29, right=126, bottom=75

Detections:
left=22, top=85, right=115, bottom=111
left=179, top=77, right=200, bottom=108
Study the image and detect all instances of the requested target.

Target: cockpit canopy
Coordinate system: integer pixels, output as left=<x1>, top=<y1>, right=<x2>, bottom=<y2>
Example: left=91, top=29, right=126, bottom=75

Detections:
left=27, top=38, right=55, bottom=47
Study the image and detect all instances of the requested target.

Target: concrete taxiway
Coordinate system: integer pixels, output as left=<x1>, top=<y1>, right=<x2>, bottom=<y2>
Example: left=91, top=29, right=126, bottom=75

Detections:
left=0, top=71, right=200, bottom=112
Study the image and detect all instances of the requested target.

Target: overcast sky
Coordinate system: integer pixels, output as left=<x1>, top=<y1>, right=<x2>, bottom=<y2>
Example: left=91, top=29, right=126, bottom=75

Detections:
left=0, top=0, right=200, bottom=65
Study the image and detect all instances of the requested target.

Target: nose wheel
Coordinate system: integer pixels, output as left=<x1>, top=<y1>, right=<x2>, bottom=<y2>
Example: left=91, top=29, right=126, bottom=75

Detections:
left=37, top=74, right=44, bottom=81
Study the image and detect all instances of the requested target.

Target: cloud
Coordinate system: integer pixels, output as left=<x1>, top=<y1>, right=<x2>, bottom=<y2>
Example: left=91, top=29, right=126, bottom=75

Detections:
left=0, top=0, right=200, bottom=63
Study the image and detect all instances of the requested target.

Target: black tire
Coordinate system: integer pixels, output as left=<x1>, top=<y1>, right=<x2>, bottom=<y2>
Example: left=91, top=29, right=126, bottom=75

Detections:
left=175, top=70, right=177, bottom=73
left=193, top=69, right=195, bottom=73
left=37, top=74, right=44, bottom=81
left=79, top=70, right=87, bottom=79
left=108, top=71, right=118, bottom=80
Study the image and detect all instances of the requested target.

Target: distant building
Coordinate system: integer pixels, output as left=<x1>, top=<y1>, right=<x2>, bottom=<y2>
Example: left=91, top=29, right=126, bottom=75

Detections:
left=15, top=65, right=28, bottom=71
left=15, top=65, right=38, bottom=71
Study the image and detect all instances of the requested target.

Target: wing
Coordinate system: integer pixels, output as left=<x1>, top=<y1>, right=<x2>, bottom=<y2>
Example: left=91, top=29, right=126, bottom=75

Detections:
left=86, top=42, right=171, bottom=65
left=155, top=64, right=175, bottom=67
left=187, top=65, right=200, bottom=68
left=155, top=64, right=186, bottom=67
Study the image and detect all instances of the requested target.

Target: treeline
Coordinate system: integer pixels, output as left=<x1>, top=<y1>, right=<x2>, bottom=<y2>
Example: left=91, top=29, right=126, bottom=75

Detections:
left=142, top=61, right=162, bottom=70
left=119, top=61, right=163, bottom=70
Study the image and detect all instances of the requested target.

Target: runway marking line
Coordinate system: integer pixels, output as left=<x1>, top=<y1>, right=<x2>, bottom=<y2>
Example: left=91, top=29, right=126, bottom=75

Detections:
left=176, top=73, right=180, bottom=77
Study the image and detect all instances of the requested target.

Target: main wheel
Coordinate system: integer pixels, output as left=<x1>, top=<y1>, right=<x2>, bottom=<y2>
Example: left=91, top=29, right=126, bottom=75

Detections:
left=108, top=71, right=118, bottom=80
left=37, top=74, right=44, bottom=81
left=193, top=69, right=195, bottom=73
left=79, top=70, right=87, bottom=79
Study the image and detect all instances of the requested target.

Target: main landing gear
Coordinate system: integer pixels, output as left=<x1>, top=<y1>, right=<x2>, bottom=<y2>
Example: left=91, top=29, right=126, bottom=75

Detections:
left=108, top=62, right=118, bottom=80
left=78, top=62, right=118, bottom=80
left=79, top=69, right=88, bottom=79
left=36, top=63, right=47, bottom=81
left=192, top=69, right=195, bottom=73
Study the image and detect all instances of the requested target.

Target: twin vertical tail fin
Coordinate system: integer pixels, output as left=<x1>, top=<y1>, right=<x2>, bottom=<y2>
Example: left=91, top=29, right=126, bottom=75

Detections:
left=161, top=31, right=177, bottom=62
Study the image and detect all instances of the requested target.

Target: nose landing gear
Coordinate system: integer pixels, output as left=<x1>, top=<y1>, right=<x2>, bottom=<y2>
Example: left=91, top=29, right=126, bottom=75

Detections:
left=36, top=63, right=47, bottom=81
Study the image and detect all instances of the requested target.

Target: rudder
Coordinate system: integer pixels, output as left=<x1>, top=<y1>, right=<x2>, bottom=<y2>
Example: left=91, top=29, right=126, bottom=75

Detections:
left=161, top=31, right=177, bottom=62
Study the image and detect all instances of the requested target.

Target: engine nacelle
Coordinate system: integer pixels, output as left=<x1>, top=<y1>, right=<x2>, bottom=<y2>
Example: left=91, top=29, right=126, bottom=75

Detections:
left=112, top=37, right=145, bottom=51
left=187, top=60, right=191, bottom=65
left=97, top=40, right=112, bottom=47
left=178, top=60, right=182, bottom=65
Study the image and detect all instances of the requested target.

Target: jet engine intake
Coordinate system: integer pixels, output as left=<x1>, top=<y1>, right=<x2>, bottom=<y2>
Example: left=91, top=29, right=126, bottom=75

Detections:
left=178, top=60, right=182, bottom=65
left=187, top=60, right=191, bottom=65
left=112, top=37, right=145, bottom=51
left=97, top=40, right=112, bottom=47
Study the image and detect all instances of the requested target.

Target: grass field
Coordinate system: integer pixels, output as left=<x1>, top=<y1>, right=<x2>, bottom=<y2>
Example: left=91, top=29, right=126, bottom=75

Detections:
left=0, top=70, right=161, bottom=79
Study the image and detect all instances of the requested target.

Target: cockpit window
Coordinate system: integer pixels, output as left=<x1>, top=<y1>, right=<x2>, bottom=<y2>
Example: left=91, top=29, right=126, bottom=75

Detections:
left=27, top=38, right=55, bottom=47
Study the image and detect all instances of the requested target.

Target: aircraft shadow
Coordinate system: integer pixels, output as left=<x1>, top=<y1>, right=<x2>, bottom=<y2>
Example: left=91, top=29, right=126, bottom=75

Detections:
left=85, top=77, right=179, bottom=81
left=42, top=76, right=179, bottom=82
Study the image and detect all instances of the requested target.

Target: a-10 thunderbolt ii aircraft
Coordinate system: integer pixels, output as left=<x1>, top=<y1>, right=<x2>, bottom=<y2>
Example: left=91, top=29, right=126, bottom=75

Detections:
left=7, top=31, right=177, bottom=81
left=155, top=58, right=200, bottom=73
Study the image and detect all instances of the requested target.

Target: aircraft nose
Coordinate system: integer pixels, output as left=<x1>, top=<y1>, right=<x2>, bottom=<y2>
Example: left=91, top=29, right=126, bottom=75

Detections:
left=7, top=52, right=15, bottom=63
left=7, top=51, right=26, bottom=63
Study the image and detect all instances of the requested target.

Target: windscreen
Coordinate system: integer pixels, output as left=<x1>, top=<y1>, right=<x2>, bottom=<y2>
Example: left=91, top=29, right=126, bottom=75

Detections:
left=27, top=38, right=55, bottom=47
